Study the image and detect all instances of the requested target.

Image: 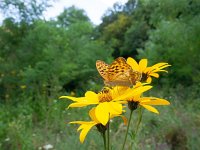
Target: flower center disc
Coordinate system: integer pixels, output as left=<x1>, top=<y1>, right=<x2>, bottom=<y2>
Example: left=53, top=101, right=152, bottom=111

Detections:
left=98, top=88, right=112, bottom=103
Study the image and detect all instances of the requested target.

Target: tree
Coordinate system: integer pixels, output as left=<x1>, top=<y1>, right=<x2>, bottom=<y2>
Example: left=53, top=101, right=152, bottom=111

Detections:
left=138, top=0, right=200, bottom=86
left=0, top=0, right=51, bottom=23
left=0, top=6, right=113, bottom=102
left=57, top=6, right=90, bottom=27
left=96, top=0, right=154, bottom=58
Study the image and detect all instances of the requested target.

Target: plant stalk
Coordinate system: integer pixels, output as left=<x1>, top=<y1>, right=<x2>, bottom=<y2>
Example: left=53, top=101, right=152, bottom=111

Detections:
left=102, top=132, right=106, bottom=150
left=107, top=120, right=110, bottom=150
left=121, top=110, right=133, bottom=150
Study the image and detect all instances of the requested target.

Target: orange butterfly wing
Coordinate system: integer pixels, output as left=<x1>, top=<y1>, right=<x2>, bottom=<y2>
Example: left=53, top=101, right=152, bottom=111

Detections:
left=96, top=60, right=109, bottom=80
left=107, top=57, right=131, bottom=80
left=96, top=57, right=142, bottom=86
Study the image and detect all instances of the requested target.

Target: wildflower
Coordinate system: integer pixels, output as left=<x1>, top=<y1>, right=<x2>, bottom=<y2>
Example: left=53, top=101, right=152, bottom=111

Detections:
left=108, top=82, right=170, bottom=113
left=60, top=86, right=126, bottom=125
left=120, top=84, right=170, bottom=150
left=70, top=108, right=127, bottom=143
left=128, top=95, right=170, bottom=113
left=126, top=84, right=170, bottom=113
left=60, top=84, right=151, bottom=125
left=127, top=57, right=171, bottom=83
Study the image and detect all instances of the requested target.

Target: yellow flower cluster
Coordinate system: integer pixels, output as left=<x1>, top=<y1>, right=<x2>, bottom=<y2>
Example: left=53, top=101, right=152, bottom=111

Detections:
left=60, top=57, right=171, bottom=143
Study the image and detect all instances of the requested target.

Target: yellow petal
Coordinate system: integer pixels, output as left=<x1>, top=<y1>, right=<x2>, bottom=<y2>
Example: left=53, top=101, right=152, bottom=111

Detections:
left=140, top=98, right=170, bottom=105
left=146, top=63, right=170, bottom=72
left=70, top=121, right=88, bottom=124
left=138, top=99, right=151, bottom=103
left=59, top=96, right=86, bottom=102
left=95, top=103, right=109, bottom=125
left=66, top=91, right=99, bottom=107
left=149, top=73, right=159, bottom=78
left=151, top=68, right=168, bottom=73
left=159, top=64, right=171, bottom=69
left=69, top=121, right=98, bottom=143
left=85, top=91, right=99, bottom=103
left=112, top=86, right=129, bottom=98
left=127, top=57, right=140, bottom=71
left=79, top=123, right=97, bottom=143
left=140, top=104, right=159, bottom=114
left=146, top=77, right=152, bottom=83
left=78, top=125, right=84, bottom=131
left=114, top=86, right=152, bottom=101
left=135, top=82, right=142, bottom=87
left=60, top=91, right=99, bottom=104
left=68, top=103, right=91, bottom=108
left=151, top=63, right=170, bottom=68
left=144, top=67, right=152, bottom=73
left=151, top=64, right=171, bottom=73
left=70, top=121, right=94, bottom=131
left=89, top=108, right=99, bottom=123
left=154, top=70, right=168, bottom=73
left=139, top=59, right=147, bottom=72
left=107, top=102, right=122, bottom=115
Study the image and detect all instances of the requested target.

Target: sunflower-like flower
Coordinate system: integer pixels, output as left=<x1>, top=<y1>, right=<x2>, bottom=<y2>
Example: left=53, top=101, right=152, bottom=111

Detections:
left=60, top=84, right=152, bottom=125
left=111, top=82, right=170, bottom=113
left=70, top=107, right=127, bottom=143
left=127, top=57, right=171, bottom=83
left=127, top=95, right=170, bottom=113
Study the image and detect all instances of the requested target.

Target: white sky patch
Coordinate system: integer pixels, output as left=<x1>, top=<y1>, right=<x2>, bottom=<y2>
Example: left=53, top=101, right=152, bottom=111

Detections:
left=43, top=0, right=128, bottom=25
left=0, top=0, right=128, bottom=25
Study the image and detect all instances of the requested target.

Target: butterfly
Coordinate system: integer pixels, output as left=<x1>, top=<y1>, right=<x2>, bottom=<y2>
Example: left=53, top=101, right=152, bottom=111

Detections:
left=96, top=57, right=142, bottom=86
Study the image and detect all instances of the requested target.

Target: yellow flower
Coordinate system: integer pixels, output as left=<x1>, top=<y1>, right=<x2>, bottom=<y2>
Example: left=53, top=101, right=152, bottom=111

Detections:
left=70, top=107, right=127, bottom=143
left=60, top=86, right=124, bottom=125
left=127, top=94, right=170, bottom=114
left=60, top=84, right=151, bottom=125
left=110, top=82, right=170, bottom=114
left=127, top=57, right=171, bottom=83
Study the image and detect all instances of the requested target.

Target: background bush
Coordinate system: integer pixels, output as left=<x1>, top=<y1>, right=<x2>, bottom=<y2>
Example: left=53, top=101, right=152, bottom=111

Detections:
left=0, top=0, right=199, bottom=149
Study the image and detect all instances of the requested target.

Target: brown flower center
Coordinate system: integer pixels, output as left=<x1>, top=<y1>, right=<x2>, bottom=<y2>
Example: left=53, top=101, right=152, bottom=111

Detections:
left=141, top=73, right=148, bottom=82
left=128, top=101, right=139, bottom=111
left=96, top=124, right=107, bottom=134
left=98, top=88, right=112, bottom=103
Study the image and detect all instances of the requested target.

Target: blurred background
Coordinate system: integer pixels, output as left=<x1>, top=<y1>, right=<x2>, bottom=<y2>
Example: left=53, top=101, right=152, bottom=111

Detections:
left=0, top=0, right=200, bottom=149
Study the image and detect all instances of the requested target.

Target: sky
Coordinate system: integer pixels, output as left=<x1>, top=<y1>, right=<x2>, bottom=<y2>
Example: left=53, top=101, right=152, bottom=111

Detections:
left=0, top=0, right=128, bottom=25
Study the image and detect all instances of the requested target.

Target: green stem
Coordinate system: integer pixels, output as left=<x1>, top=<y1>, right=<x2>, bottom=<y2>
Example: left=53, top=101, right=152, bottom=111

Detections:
left=131, top=107, right=143, bottom=149
left=107, top=120, right=110, bottom=150
left=135, top=107, right=143, bottom=136
left=121, top=110, right=133, bottom=150
left=102, top=132, right=106, bottom=150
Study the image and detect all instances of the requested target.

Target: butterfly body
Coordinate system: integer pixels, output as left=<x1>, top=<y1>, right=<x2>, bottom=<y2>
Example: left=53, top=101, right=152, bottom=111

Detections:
left=96, top=57, right=141, bottom=86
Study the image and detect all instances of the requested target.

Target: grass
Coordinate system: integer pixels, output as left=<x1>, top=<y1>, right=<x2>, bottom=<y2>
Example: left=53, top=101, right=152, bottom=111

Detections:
left=0, top=86, right=200, bottom=150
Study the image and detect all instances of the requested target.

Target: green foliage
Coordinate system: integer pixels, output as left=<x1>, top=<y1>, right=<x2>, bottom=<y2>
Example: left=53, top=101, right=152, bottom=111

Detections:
left=0, top=0, right=51, bottom=22
left=121, top=20, right=149, bottom=57
left=99, top=13, right=131, bottom=57
left=1, top=86, right=200, bottom=150
left=0, top=6, right=113, bottom=102
left=97, top=0, right=154, bottom=58
left=57, top=6, right=90, bottom=27
left=0, top=6, right=113, bottom=148
left=0, top=0, right=200, bottom=149
left=97, top=0, right=200, bottom=86
left=137, top=0, right=200, bottom=85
